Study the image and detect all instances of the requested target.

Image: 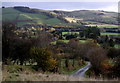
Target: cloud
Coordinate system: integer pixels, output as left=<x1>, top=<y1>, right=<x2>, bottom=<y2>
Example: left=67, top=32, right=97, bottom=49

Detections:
left=96, top=5, right=118, bottom=12
left=48, top=5, right=118, bottom=12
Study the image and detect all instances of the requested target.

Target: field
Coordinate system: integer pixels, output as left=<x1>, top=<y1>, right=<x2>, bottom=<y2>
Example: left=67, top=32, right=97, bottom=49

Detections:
left=62, top=32, right=79, bottom=35
left=114, top=44, right=120, bottom=49
left=64, top=17, right=83, bottom=23
left=2, top=8, right=66, bottom=26
left=86, top=24, right=118, bottom=28
left=2, top=8, right=21, bottom=21
left=100, top=32, right=120, bottom=36
left=2, top=65, right=100, bottom=81
left=51, top=40, right=87, bottom=45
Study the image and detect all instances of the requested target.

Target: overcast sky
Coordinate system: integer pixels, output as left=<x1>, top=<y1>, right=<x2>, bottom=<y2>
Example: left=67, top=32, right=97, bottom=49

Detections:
left=2, top=2, right=119, bottom=12
left=2, top=0, right=120, bottom=2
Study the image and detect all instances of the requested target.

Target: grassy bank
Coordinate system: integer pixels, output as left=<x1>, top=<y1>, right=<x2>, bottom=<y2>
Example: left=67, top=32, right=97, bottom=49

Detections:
left=3, top=64, right=119, bottom=81
left=2, top=59, right=86, bottom=81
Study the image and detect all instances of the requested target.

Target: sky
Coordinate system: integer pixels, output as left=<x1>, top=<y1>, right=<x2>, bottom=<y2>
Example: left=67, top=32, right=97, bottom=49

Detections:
left=2, top=2, right=119, bottom=12
left=1, top=0, right=120, bottom=2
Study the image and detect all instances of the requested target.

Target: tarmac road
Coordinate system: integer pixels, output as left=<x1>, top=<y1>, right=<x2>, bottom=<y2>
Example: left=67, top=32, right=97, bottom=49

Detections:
left=72, top=62, right=91, bottom=77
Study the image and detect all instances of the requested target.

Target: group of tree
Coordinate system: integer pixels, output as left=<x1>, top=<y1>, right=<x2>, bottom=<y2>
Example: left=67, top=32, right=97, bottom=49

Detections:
left=2, top=22, right=58, bottom=72
left=55, top=38, right=120, bottom=78
left=52, top=26, right=100, bottom=40
left=97, top=35, right=115, bottom=48
left=2, top=22, right=120, bottom=78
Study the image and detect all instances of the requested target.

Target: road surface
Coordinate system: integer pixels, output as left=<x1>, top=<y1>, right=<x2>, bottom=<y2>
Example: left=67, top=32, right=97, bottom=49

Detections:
left=72, top=62, right=91, bottom=77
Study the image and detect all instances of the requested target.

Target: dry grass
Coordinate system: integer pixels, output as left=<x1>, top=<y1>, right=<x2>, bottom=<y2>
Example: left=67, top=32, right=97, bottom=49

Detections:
left=2, top=70, right=119, bottom=81
left=2, top=64, right=120, bottom=81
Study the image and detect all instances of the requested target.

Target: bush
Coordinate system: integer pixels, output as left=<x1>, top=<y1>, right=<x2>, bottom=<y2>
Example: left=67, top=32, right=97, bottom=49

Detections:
left=112, top=56, right=120, bottom=77
left=30, top=47, right=58, bottom=71
left=86, top=47, right=108, bottom=75
left=107, top=48, right=120, bottom=58
left=56, top=40, right=66, bottom=46
left=100, top=60, right=113, bottom=75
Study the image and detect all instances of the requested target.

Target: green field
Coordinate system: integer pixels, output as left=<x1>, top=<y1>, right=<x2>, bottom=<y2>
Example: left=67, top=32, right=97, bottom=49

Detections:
left=51, top=40, right=87, bottom=45
left=62, top=32, right=79, bottom=35
left=114, top=44, right=120, bottom=49
left=101, top=32, right=120, bottom=36
left=86, top=24, right=118, bottom=28
left=2, top=8, right=66, bottom=26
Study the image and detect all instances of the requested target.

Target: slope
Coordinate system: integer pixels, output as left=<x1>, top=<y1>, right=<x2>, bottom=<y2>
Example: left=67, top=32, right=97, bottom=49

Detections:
left=53, top=10, right=118, bottom=25
left=2, top=7, right=67, bottom=27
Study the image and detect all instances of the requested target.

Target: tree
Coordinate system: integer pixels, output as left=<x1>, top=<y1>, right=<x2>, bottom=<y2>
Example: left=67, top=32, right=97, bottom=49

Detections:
left=12, top=38, right=32, bottom=65
left=31, top=31, right=53, bottom=48
left=86, top=47, right=108, bottom=75
left=107, top=48, right=120, bottom=58
left=112, top=56, right=120, bottom=77
left=30, top=47, right=58, bottom=71
left=108, top=39, right=115, bottom=47
left=2, top=22, right=33, bottom=65
left=2, top=22, right=18, bottom=63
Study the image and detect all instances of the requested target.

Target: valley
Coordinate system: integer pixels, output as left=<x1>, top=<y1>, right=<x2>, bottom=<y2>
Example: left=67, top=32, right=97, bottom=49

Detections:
left=2, top=6, right=120, bottom=81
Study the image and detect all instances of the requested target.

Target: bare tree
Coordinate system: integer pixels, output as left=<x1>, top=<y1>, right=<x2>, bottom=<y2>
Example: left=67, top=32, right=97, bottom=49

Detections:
left=31, top=31, right=53, bottom=48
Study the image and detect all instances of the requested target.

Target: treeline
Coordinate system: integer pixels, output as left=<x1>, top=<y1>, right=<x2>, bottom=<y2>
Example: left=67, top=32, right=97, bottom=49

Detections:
left=14, top=6, right=41, bottom=13
left=52, top=26, right=100, bottom=40
left=2, top=22, right=52, bottom=65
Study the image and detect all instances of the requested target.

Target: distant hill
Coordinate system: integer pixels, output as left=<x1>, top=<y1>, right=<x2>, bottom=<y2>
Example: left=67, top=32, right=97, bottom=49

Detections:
left=53, top=10, right=118, bottom=25
left=2, top=7, right=68, bottom=26
left=2, top=6, right=118, bottom=27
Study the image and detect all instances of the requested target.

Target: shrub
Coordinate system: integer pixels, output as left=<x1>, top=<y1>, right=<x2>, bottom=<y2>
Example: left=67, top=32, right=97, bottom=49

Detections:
left=86, top=47, right=108, bottom=75
left=30, top=47, right=58, bottom=71
left=107, top=48, right=120, bottom=58
left=100, top=60, right=113, bottom=75
left=112, top=56, right=120, bottom=77
left=56, top=40, right=66, bottom=46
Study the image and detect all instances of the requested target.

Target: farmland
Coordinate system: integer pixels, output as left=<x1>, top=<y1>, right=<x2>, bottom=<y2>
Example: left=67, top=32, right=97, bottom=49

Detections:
left=51, top=40, right=87, bottom=45
left=2, top=7, right=66, bottom=26
left=62, top=32, right=79, bottom=35
left=101, top=32, right=120, bottom=36
left=86, top=24, right=118, bottom=28
left=64, top=17, right=83, bottom=23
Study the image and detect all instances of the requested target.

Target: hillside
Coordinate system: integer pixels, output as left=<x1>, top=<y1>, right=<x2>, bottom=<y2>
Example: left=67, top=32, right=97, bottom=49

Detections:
left=2, top=7, right=67, bottom=26
left=2, top=6, right=118, bottom=27
left=53, top=10, right=118, bottom=25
